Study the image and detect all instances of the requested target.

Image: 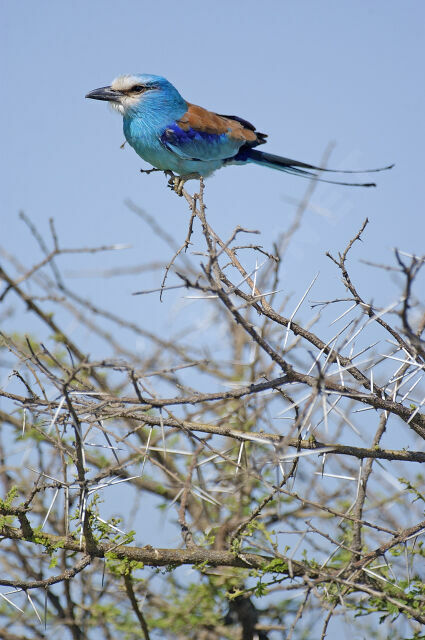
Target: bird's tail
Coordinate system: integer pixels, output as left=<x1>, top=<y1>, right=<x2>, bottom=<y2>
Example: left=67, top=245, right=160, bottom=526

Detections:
left=243, top=149, right=394, bottom=187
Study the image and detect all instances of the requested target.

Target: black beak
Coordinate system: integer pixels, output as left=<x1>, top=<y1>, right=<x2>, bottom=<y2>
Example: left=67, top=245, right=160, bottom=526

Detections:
left=85, top=86, right=123, bottom=102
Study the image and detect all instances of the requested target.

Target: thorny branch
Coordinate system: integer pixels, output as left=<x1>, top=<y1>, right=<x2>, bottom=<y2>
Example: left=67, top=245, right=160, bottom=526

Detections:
left=0, top=177, right=425, bottom=639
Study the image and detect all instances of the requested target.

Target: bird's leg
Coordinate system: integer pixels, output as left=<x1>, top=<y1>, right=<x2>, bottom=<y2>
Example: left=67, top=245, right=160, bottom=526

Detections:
left=140, top=167, right=161, bottom=175
left=165, top=170, right=176, bottom=187
left=165, top=171, right=179, bottom=193
left=169, top=173, right=201, bottom=196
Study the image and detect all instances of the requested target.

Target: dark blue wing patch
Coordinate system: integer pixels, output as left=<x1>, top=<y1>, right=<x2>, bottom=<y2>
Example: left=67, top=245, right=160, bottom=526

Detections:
left=160, top=123, right=237, bottom=161
left=161, top=124, right=226, bottom=159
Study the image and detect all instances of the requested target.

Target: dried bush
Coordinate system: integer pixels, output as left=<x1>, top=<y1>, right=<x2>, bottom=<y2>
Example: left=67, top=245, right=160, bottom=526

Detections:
left=0, top=179, right=424, bottom=639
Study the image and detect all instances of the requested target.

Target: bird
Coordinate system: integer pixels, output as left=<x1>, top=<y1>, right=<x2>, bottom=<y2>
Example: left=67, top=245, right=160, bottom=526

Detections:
left=86, top=74, right=393, bottom=194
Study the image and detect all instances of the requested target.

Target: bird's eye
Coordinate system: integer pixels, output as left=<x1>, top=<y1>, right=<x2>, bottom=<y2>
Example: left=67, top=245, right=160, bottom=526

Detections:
left=131, top=85, right=146, bottom=93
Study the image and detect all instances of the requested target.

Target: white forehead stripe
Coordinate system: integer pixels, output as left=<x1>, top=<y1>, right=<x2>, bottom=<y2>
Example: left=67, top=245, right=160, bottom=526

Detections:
left=111, top=75, right=141, bottom=91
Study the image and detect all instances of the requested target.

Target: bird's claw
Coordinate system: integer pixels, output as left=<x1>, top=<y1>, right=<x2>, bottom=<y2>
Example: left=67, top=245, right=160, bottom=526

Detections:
left=166, top=173, right=201, bottom=196
left=172, top=176, right=186, bottom=196
left=165, top=174, right=185, bottom=196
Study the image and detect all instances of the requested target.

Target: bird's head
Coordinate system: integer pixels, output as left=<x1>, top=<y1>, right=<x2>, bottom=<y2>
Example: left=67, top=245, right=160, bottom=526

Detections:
left=85, top=74, right=187, bottom=117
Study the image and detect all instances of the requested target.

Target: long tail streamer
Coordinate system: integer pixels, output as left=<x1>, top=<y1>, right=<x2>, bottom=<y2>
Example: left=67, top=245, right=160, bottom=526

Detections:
left=246, top=149, right=394, bottom=187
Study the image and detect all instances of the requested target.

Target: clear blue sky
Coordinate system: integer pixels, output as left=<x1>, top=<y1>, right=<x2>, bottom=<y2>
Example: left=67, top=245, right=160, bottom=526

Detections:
left=2, top=3, right=425, bottom=637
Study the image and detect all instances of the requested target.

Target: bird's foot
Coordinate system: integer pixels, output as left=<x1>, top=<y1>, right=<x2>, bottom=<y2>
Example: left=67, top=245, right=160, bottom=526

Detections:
left=166, top=172, right=201, bottom=196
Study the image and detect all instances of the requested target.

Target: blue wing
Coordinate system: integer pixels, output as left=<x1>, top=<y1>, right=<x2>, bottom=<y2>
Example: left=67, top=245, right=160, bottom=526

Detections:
left=160, top=103, right=266, bottom=162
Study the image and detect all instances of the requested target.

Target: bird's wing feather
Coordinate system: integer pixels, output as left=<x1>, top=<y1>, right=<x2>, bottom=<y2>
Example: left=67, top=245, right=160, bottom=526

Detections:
left=160, top=104, right=265, bottom=162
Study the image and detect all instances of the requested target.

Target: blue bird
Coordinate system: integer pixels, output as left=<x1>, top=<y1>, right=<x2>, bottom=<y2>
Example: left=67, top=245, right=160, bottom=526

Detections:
left=86, top=74, right=392, bottom=194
